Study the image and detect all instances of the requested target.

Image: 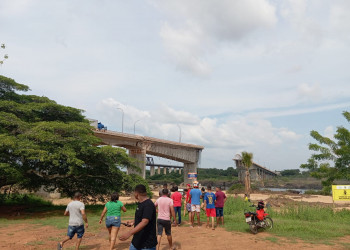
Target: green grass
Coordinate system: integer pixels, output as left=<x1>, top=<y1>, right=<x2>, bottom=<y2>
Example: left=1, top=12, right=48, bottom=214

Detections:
left=26, top=240, right=44, bottom=246
left=0, top=202, right=138, bottom=235
left=264, top=237, right=279, bottom=244
left=224, top=197, right=350, bottom=244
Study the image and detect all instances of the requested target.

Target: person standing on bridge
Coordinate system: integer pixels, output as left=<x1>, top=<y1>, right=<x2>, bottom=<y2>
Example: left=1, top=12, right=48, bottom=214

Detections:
left=171, top=186, right=182, bottom=225
left=215, top=186, right=227, bottom=227
left=189, top=182, right=202, bottom=228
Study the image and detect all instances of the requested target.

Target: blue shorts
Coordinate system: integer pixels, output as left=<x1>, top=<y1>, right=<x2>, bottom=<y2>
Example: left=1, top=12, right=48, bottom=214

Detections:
left=67, top=225, right=85, bottom=239
left=106, top=216, right=121, bottom=228
left=216, top=207, right=224, bottom=217
left=129, top=243, right=156, bottom=250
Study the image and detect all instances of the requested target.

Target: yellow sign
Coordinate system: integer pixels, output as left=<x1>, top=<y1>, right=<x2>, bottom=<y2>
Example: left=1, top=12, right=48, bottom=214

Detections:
left=332, top=185, right=350, bottom=201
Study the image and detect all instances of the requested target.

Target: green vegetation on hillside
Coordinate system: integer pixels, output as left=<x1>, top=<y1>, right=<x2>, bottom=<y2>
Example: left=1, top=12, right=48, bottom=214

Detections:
left=146, top=167, right=238, bottom=185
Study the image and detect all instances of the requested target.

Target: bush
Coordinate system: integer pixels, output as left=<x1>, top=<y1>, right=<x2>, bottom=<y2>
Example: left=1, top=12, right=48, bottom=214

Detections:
left=0, top=193, right=52, bottom=206
left=304, top=189, right=331, bottom=196
left=122, top=174, right=153, bottom=198
left=227, top=183, right=245, bottom=194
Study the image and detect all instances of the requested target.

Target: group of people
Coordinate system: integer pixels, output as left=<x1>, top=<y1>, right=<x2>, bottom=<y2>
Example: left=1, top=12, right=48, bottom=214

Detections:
left=183, top=183, right=227, bottom=229
left=57, top=183, right=227, bottom=250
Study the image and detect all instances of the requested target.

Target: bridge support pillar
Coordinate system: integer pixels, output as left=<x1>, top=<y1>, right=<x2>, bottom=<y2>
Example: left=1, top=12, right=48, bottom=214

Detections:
left=163, top=167, right=167, bottom=175
left=150, top=166, right=155, bottom=176
left=127, top=147, right=146, bottom=179
left=184, top=163, right=197, bottom=185
left=169, top=168, right=172, bottom=173
left=157, top=167, right=161, bottom=175
left=179, top=168, right=181, bottom=174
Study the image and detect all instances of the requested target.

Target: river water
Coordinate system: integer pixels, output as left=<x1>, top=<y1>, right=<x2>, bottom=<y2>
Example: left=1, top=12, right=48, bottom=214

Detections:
left=259, top=187, right=320, bottom=194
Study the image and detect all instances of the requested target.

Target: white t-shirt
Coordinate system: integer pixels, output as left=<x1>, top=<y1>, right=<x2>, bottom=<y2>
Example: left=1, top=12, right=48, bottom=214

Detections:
left=66, top=200, right=85, bottom=226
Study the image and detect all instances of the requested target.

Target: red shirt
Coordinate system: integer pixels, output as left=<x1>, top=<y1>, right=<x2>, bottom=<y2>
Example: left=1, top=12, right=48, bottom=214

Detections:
left=215, top=191, right=226, bottom=208
left=171, top=191, right=182, bottom=207
left=186, top=189, right=192, bottom=203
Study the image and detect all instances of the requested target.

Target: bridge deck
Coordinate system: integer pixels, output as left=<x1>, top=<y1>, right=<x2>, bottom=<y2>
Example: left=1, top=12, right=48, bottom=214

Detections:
left=147, top=163, right=183, bottom=168
left=94, top=130, right=204, bottom=149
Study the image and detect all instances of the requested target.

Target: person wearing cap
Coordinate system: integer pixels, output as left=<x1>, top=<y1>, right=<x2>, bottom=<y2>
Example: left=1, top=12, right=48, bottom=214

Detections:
left=189, top=183, right=202, bottom=227
left=184, top=184, right=192, bottom=223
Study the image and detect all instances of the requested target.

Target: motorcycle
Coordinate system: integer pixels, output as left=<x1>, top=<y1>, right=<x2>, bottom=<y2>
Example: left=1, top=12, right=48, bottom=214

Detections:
left=244, top=200, right=273, bottom=234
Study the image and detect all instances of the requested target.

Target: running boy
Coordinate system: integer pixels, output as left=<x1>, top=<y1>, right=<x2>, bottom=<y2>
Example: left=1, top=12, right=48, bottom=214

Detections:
left=58, top=192, right=88, bottom=250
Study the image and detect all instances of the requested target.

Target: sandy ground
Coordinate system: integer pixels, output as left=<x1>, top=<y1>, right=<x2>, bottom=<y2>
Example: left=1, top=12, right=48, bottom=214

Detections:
left=0, top=221, right=348, bottom=250
left=2, top=192, right=349, bottom=249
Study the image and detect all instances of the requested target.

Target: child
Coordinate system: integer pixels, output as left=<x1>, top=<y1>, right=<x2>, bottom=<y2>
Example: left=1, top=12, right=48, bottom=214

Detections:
left=203, top=186, right=216, bottom=230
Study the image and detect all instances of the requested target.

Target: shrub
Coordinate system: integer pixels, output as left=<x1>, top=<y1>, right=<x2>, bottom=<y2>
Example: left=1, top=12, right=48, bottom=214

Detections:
left=304, top=189, right=331, bottom=196
left=0, top=193, right=52, bottom=206
left=122, top=174, right=153, bottom=198
left=227, top=183, right=245, bottom=194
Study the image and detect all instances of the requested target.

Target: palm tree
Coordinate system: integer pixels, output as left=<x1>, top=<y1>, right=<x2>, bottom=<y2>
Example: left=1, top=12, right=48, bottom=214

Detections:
left=241, top=151, right=253, bottom=198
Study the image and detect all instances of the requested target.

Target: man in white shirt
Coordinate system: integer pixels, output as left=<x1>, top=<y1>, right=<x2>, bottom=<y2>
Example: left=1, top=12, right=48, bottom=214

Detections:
left=57, top=192, right=88, bottom=250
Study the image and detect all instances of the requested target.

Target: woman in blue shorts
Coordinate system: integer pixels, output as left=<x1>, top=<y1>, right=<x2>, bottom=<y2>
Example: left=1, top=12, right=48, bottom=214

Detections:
left=99, top=192, right=127, bottom=250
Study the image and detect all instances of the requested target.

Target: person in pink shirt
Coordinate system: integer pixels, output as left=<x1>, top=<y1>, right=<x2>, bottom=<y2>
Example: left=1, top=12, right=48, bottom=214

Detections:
left=155, top=189, right=176, bottom=250
left=170, top=186, right=182, bottom=225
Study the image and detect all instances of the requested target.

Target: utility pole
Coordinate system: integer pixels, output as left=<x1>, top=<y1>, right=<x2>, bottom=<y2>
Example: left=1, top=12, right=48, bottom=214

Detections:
left=177, top=124, right=182, bottom=143
left=117, top=107, right=124, bottom=133
left=134, top=119, right=141, bottom=134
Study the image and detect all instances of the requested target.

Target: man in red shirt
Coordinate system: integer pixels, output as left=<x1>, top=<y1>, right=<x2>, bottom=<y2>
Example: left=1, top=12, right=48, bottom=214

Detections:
left=184, top=184, right=192, bottom=224
left=170, top=186, right=182, bottom=225
left=215, top=186, right=227, bottom=227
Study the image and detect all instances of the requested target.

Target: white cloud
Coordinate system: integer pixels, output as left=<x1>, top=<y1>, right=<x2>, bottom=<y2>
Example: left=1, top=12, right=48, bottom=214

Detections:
left=153, top=0, right=277, bottom=75
left=324, top=126, right=334, bottom=139
left=330, top=0, right=350, bottom=41
left=94, top=98, right=302, bottom=169
left=297, top=83, right=322, bottom=102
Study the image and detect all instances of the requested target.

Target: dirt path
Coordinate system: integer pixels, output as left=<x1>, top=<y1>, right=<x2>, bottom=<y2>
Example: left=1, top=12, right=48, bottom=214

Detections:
left=0, top=222, right=347, bottom=250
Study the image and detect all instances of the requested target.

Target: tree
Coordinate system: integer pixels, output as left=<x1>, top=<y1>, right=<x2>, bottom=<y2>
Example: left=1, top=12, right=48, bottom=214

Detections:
left=280, top=169, right=301, bottom=176
left=0, top=75, right=138, bottom=200
left=0, top=43, right=8, bottom=65
left=301, top=111, right=350, bottom=193
left=241, top=151, right=253, bottom=197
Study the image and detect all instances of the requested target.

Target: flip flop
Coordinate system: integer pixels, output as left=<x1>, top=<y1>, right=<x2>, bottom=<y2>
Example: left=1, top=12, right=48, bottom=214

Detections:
left=57, top=243, right=62, bottom=250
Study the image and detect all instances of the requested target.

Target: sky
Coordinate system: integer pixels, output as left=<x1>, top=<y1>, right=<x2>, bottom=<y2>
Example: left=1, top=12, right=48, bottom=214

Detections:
left=1, top=0, right=350, bottom=171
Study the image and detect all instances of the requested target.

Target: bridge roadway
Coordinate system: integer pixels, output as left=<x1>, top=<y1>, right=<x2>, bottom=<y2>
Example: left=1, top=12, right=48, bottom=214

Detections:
left=234, top=158, right=277, bottom=182
left=94, top=130, right=204, bottom=184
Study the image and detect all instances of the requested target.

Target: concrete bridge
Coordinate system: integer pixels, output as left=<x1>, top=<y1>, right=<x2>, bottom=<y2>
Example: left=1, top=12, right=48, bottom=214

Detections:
left=93, top=130, right=203, bottom=184
left=233, top=157, right=277, bottom=182
left=146, top=157, right=183, bottom=176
